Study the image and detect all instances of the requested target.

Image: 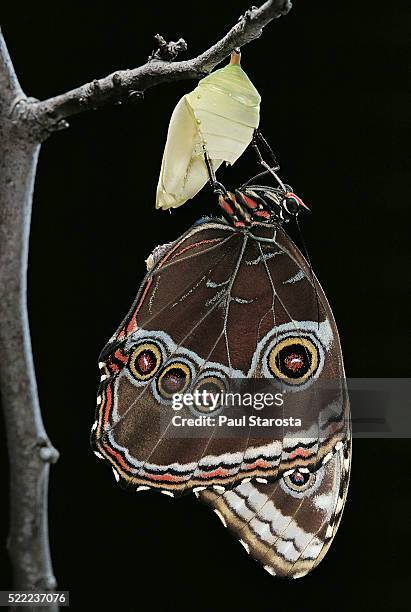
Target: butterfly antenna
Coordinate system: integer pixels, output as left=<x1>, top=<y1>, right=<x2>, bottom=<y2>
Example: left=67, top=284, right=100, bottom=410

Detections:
left=294, top=215, right=321, bottom=330
left=254, top=129, right=280, bottom=170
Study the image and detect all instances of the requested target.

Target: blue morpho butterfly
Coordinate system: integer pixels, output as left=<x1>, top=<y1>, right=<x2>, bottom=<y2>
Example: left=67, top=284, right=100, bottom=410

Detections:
left=91, top=52, right=351, bottom=578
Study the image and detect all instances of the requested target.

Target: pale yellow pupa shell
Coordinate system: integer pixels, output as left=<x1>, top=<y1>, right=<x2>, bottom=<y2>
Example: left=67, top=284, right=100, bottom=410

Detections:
left=156, top=57, right=261, bottom=210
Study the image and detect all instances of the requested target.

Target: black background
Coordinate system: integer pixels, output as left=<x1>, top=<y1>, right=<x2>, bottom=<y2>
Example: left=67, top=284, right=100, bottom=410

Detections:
left=1, top=1, right=410, bottom=610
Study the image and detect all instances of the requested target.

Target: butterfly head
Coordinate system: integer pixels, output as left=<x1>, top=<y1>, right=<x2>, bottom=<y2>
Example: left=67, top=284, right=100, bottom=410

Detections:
left=282, top=191, right=310, bottom=215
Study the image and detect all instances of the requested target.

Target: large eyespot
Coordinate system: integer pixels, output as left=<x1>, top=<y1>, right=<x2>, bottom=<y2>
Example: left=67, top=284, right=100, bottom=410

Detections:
left=283, top=469, right=316, bottom=492
left=268, top=336, right=318, bottom=384
left=157, top=362, right=191, bottom=398
left=129, top=342, right=162, bottom=381
left=192, top=374, right=227, bottom=414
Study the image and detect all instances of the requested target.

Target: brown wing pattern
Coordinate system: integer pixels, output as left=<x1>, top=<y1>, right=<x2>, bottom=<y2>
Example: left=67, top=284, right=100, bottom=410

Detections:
left=91, top=219, right=350, bottom=501
left=199, top=439, right=351, bottom=578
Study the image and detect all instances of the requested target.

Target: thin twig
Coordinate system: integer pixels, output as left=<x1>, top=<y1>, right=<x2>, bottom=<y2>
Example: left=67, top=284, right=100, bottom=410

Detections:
left=25, top=1, right=292, bottom=139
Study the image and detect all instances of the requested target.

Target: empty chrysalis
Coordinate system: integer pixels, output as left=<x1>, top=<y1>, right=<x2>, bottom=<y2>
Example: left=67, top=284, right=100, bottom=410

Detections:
left=156, top=51, right=261, bottom=210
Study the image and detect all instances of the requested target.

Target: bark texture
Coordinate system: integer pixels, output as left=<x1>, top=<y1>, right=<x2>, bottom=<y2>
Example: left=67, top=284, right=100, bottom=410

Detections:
left=0, top=31, right=59, bottom=612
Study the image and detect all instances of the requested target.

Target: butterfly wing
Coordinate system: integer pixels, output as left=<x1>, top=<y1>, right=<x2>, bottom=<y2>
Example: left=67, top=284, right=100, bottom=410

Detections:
left=198, top=439, right=351, bottom=578
left=92, top=221, right=251, bottom=493
left=91, top=219, right=350, bottom=498
left=198, top=222, right=351, bottom=577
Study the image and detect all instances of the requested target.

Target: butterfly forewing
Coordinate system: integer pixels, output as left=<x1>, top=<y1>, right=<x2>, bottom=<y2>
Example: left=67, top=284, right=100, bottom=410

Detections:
left=92, top=219, right=350, bottom=500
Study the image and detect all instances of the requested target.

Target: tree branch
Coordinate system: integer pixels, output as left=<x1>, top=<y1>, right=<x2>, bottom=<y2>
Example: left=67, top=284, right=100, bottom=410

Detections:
left=0, top=27, right=23, bottom=110
left=0, top=30, right=59, bottom=609
left=26, top=0, right=292, bottom=139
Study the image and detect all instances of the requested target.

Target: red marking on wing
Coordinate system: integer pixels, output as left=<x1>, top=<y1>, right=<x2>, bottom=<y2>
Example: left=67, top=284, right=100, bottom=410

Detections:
left=115, top=349, right=128, bottom=364
left=107, top=362, right=119, bottom=374
left=289, top=448, right=311, bottom=459
left=103, top=441, right=131, bottom=471
left=106, top=348, right=128, bottom=374
left=244, top=458, right=272, bottom=470
left=103, top=384, right=113, bottom=426
left=199, top=467, right=233, bottom=479
left=126, top=278, right=153, bottom=335
left=170, top=238, right=222, bottom=260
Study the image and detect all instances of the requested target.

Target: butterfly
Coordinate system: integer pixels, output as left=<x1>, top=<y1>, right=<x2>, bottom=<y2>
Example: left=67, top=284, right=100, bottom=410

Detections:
left=91, top=173, right=351, bottom=577
left=91, top=53, right=351, bottom=578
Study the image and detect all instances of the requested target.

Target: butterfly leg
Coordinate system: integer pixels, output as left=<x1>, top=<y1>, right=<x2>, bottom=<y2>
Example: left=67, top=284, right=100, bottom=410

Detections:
left=247, top=131, right=310, bottom=215
left=253, top=129, right=281, bottom=171
left=203, top=150, right=227, bottom=197
left=203, top=150, right=251, bottom=228
left=250, top=130, right=288, bottom=192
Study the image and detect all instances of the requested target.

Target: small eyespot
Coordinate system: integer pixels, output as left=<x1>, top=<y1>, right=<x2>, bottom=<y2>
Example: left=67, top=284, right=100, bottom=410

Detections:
left=129, top=342, right=162, bottom=381
left=192, top=375, right=227, bottom=414
left=267, top=336, right=318, bottom=384
left=157, top=362, right=191, bottom=398
left=283, top=469, right=315, bottom=492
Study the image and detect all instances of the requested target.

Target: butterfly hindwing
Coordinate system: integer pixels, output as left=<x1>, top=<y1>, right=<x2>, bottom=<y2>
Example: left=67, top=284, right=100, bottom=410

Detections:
left=199, top=440, right=351, bottom=578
